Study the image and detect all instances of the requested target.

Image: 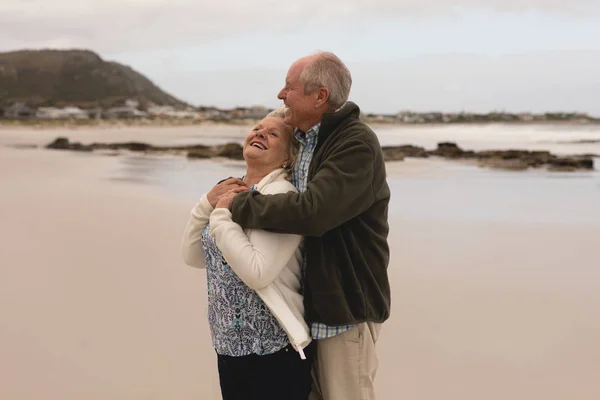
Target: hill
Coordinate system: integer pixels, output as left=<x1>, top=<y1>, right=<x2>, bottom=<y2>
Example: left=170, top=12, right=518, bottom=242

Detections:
left=0, top=49, right=187, bottom=109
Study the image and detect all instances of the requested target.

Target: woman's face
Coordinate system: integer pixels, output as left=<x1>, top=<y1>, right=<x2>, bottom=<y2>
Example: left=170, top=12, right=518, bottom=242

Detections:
left=243, top=117, right=293, bottom=169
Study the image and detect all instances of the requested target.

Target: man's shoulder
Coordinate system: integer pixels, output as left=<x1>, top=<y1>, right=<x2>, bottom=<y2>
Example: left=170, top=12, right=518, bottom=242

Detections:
left=330, top=118, right=380, bottom=149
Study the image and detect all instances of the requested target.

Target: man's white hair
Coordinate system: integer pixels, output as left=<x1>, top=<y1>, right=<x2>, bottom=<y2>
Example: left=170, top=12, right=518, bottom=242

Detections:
left=300, top=51, right=352, bottom=110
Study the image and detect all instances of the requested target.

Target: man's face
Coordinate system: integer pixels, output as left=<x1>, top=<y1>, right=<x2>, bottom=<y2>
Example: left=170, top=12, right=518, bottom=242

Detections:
left=277, top=58, right=321, bottom=132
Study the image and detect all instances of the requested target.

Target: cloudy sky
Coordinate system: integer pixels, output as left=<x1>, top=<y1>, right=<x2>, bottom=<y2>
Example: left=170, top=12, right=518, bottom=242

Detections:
left=2, top=0, right=599, bottom=114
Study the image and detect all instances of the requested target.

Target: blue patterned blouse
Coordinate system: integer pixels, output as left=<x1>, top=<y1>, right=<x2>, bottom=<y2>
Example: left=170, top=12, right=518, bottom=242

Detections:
left=201, top=208, right=289, bottom=357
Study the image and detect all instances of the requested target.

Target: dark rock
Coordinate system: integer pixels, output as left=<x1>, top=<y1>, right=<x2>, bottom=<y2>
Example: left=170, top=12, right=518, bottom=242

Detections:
left=382, top=145, right=427, bottom=161
left=187, top=149, right=213, bottom=159
left=183, top=144, right=211, bottom=152
left=45, top=137, right=246, bottom=160
left=42, top=136, right=595, bottom=171
left=478, top=158, right=530, bottom=171
left=422, top=142, right=594, bottom=171
left=474, top=150, right=555, bottom=168
left=481, top=150, right=530, bottom=160
left=215, top=143, right=244, bottom=160
left=528, top=151, right=555, bottom=166
left=89, top=142, right=152, bottom=152
left=548, top=157, right=594, bottom=171
left=558, top=139, right=600, bottom=144
left=428, top=142, right=465, bottom=158
left=71, top=143, right=93, bottom=152
left=438, top=142, right=462, bottom=150
left=114, top=142, right=153, bottom=152
left=46, top=137, right=92, bottom=151
left=382, top=152, right=404, bottom=162
left=46, top=137, right=71, bottom=149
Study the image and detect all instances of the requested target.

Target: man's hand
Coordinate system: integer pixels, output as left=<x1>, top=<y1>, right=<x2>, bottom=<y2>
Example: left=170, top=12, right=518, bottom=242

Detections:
left=207, top=178, right=247, bottom=208
left=215, top=188, right=243, bottom=209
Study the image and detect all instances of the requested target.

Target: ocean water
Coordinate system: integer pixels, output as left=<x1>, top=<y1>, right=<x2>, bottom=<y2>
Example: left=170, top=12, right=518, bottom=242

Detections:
left=106, top=124, right=600, bottom=228
left=374, top=123, right=600, bottom=154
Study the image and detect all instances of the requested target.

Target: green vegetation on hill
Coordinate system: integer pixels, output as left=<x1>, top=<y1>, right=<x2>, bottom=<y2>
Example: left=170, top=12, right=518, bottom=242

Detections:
left=0, top=49, right=186, bottom=109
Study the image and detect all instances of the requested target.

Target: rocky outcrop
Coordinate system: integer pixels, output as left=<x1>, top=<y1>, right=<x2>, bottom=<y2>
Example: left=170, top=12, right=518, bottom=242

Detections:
left=381, top=145, right=428, bottom=161
left=47, top=137, right=93, bottom=152
left=46, top=137, right=244, bottom=160
left=214, top=143, right=244, bottom=159
left=185, top=143, right=243, bottom=159
left=558, top=139, right=600, bottom=144
left=45, top=137, right=595, bottom=171
left=382, top=142, right=594, bottom=171
left=428, top=142, right=476, bottom=159
left=547, top=158, right=594, bottom=171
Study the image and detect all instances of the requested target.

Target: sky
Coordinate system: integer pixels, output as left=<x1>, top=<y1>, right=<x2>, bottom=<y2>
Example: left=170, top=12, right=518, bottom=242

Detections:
left=1, top=0, right=599, bottom=114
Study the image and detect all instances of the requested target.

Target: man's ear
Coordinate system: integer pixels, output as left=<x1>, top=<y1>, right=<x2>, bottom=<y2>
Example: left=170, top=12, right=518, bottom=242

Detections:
left=315, top=87, right=330, bottom=108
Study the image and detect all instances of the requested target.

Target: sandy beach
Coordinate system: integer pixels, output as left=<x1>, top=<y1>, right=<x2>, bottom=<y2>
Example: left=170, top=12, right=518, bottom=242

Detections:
left=1, top=125, right=599, bottom=399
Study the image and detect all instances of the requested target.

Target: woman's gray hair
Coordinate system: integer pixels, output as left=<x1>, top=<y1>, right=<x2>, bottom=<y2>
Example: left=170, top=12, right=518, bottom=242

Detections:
left=300, top=51, right=352, bottom=110
left=265, top=106, right=287, bottom=119
left=264, top=106, right=299, bottom=172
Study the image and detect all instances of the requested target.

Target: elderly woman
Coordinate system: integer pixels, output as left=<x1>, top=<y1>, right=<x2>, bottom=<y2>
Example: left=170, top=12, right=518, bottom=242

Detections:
left=181, top=108, right=313, bottom=400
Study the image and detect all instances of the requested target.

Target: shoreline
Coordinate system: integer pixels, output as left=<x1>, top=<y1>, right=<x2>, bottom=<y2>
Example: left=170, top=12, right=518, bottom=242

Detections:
left=2, top=119, right=600, bottom=130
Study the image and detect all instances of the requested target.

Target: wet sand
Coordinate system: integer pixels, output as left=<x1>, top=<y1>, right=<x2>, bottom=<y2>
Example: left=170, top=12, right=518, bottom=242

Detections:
left=0, top=146, right=221, bottom=399
left=1, top=126, right=599, bottom=399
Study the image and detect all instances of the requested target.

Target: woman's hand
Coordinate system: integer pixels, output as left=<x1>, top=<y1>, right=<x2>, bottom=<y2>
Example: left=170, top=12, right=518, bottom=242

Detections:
left=215, top=187, right=247, bottom=209
left=207, top=178, right=247, bottom=208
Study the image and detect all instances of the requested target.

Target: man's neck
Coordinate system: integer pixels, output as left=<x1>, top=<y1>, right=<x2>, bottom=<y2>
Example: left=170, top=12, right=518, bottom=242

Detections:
left=297, top=116, right=323, bottom=133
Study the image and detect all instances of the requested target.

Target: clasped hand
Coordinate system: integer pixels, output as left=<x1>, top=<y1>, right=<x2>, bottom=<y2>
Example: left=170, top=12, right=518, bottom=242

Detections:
left=206, top=178, right=249, bottom=209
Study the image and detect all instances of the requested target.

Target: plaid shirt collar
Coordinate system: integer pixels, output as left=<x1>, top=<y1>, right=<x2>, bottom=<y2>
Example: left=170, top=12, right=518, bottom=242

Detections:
left=294, top=122, right=321, bottom=145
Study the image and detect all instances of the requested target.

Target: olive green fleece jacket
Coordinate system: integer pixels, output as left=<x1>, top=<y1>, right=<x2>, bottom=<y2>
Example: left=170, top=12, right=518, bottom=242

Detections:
left=231, top=101, right=391, bottom=326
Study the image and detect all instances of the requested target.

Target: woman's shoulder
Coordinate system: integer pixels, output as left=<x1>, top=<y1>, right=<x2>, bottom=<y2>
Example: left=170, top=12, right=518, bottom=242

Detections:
left=260, top=174, right=298, bottom=195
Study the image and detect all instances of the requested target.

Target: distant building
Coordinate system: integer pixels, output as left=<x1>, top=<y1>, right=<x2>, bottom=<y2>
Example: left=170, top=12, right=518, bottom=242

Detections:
left=245, top=105, right=269, bottom=119
left=197, top=107, right=226, bottom=119
left=37, top=107, right=89, bottom=119
left=422, top=112, right=443, bottom=123
left=4, top=103, right=35, bottom=119
left=518, top=113, right=534, bottom=122
left=87, top=107, right=103, bottom=119
left=230, top=108, right=247, bottom=118
left=147, top=105, right=197, bottom=119
left=147, top=105, right=175, bottom=118
left=62, top=107, right=89, bottom=119
left=167, top=110, right=197, bottom=119
left=125, top=99, right=140, bottom=109
left=36, top=107, right=63, bottom=119
left=104, top=106, right=146, bottom=119
left=395, top=111, right=425, bottom=123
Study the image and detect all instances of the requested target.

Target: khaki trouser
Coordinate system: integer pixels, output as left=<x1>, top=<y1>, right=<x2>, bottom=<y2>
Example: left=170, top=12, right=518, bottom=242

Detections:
left=309, top=322, right=382, bottom=400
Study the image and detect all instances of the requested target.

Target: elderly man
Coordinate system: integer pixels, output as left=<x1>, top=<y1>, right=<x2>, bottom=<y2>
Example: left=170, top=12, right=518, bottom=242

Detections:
left=217, top=52, right=391, bottom=400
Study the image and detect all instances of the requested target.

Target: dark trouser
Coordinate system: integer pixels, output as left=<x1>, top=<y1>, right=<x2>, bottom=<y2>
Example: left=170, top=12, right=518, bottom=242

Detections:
left=217, top=341, right=316, bottom=400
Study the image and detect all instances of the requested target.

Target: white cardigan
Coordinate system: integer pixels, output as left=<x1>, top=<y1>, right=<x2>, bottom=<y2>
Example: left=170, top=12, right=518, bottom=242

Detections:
left=180, top=168, right=311, bottom=358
